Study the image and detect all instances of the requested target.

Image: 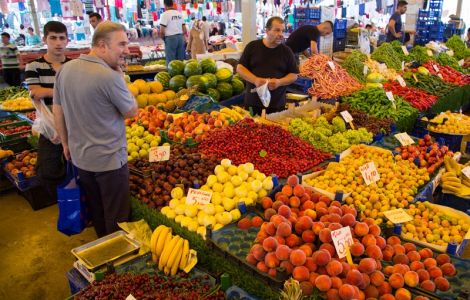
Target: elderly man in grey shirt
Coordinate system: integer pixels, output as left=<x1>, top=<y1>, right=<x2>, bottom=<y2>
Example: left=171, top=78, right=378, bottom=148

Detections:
left=53, top=21, right=138, bottom=237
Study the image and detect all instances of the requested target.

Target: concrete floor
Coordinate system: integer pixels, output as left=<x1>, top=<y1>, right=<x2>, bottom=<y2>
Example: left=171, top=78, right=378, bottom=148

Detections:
left=0, top=190, right=97, bottom=300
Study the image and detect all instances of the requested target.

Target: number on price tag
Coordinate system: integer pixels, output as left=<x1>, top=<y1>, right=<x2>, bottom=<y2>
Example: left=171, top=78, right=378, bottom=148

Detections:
left=427, top=49, right=433, bottom=56
left=331, top=227, right=354, bottom=258
left=401, top=61, right=405, bottom=71
left=384, top=208, right=413, bottom=224
left=363, top=65, right=369, bottom=76
left=462, top=166, right=470, bottom=179
left=394, top=132, right=415, bottom=146
left=433, top=64, right=439, bottom=72
left=396, top=75, right=406, bottom=87
left=186, top=188, right=212, bottom=205
left=328, top=61, right=336, bottom=71
left=359, top=162, right=380, bottom=185
left=459, top=59, right=465, bottom=66
left=386, top=91, right=396, bottom=109
left=401, top=46, right=409, bottom=55
left=149, top=146, right=170, bottom=162
left=340, top=111, right=353, bottom=123
left=447, top=49, right=454, bottom=56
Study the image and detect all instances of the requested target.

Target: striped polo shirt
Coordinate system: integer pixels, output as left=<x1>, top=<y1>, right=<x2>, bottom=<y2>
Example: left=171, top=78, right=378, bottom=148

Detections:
left=0, top=43, right=19, bottom=69
left=25, top=56, right=71, bottom=105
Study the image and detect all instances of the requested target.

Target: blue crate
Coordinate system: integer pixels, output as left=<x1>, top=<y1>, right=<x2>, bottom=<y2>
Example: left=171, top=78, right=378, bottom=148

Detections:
left=294, top=6, right=308, bottom=18
left=334, top=29, right=346, bottom=39
left=219, top=92, right=244, bottom=107
left=334, top=19, right=347, bottom=30
left=3, top=169, right=40, bottom=192
left=429, top=131, right=468, bottom=153
left=333, top=38, right=346, bottom=52
left=309, top=7, right=321, bottom=19
left=292, top=77, right=313, bottom=92
left=435, top=192, right=470, bottom=213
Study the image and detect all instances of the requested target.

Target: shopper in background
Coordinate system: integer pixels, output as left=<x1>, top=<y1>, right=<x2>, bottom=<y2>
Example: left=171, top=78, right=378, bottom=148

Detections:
left=26, top=27, right=41, bottom=46
left=386, top=0, right=408, bottom=42
left=201, top=16, right=210, bottom=47
left=89, top=12, right=103, bottom=30
left=237, top=17, right=298, bottom=115
left=465, top=28, right=470, bottom=48
left=160, top=0, right=187, bottom=64
left=187, top=20, right=207, bottom=59
left=210, top=23, right=219, bottom=36
left=285, top=21, right=333, bottom=62
left=17, top=24, right=26, bottom=46
left=25, top=21, right=70, bottom=202
left=53, top=21, right=137, bottom=237
left=218, top=21, right=226, bottom=36
left=0, top=32, right=21, bottom=86
left=3, top=24, right=15, bottom=39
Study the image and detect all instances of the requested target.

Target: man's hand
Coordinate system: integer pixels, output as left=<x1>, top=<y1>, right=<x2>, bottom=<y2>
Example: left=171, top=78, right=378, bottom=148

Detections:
left=268, top=78, right=281, bottom=90
left=29, top=90, right=43, bottom=102
left=63, top=144, right=71, bottom=161
left=254, top=77, right=267, bottom=88
left=395, top=32, right=403, bottom=39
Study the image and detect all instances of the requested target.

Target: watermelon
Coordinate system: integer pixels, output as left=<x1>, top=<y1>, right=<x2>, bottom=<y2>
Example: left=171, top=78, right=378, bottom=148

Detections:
left=184, top=62, right=202, bottom=77
left=216, top=82, right=233, bottom=100
left=184, top=59, right=197, bottom=65
left=200, top=58, right=217, bottom=73
left=216, top=68, right=233, bottom=82
left=207, top=88, right=220, bottom=102
left=169, top=75, right=187, bottom=92
left=231, top=79, right=245, bottom=95
left=168, top=60, right=185, bottom=77
left=186, top=75, right=204, bottom=91
left=201, top=73, right=217, bottom=89
left=233, top=73, right=245, bottom=83
left=155, top=72, right=171, bottom=89
left=157, top=59, right=166, bottom=65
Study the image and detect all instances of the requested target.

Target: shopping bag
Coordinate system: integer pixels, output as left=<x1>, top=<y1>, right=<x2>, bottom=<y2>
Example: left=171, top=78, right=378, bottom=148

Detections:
left=250, top=81, right=271, bottom=107
left=57, top=162, right=88, bottom=236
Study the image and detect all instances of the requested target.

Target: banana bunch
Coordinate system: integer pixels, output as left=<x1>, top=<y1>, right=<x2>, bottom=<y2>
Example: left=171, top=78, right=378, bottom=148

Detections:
left=149, top=225, right=196, bottom=275
left=441, top=156, right=470, bottom=197
left=219, top=107, right=246, bottom=122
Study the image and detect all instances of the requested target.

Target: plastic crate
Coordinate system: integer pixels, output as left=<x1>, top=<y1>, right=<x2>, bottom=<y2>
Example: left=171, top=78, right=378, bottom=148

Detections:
left=334, top=19, right=347, bottom=30
left=429, top=131, right=468, bottom=153
left=334, top=29, right=346, bottom=39
left=3, top=169, right=40, bottom=192
left=309, top=7, right=321, bottom=19
left=225, top=286, right=259, bottom=300
left=333, top=38, right=346, bottom=52
left=435, top=192, right=470, bottom=213
left=219, top=92, right=244, bottom=107
left=19, top=185, right=56, bottom=210
left=293, top=6, right=308, bottom=18
left=289, top=76, right=313, bottom=93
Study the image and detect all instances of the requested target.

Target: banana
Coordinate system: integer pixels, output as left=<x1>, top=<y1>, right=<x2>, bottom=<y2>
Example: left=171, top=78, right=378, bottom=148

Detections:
left=155, top=227, right=171, bottom=258
left=444, top=157, right=454, bottom=173
left=449, top=159, right=462, bottom=174
left=159, top=235, right=180, bottom=270
left=164, top=266, right=170, bottom=275
left=170, top=241, right=184, bottom=276
left=150, top=225, right=166, bottom=254
left=166, top=237, right=184, bottom=268
left=179, top=239, right=190, bottom=270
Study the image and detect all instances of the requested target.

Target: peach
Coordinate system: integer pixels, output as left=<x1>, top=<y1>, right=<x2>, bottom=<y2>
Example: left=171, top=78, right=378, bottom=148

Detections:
left=309, top=272, right=319, bottom=285
left=285, top=234, right=301, bottom=248
left=339, top=284, right=355, bottom=300
left=328, top=205, right=343, bottom=215
left=418, top=248, right=433, bottom=260
left=428, top=266, right=443, bottom=279
left=276, top=222, right=292, bottom=237
left=312, top=250, right=331, bottom=266
left=312, top=221, right=326, bottom=235
left=296, top=216, right=313, bottom=231
left=410, top=261, right=424, bottom=271
left=274, top=235, right=285, bottom=245
left=341, top=261, right=351, bottom=277
left=326, top=260, right=343, bottom=277
left=303, top=208, right=317, bottom=220
left=420, top=280, right=435, bottom=292
left=319, top=228, right=333, bottom=243
left=300, top=281, right=314, bottom=296
left=251, top=244, right=266, bottom=261
left=251, top=216, right=263, bottom=227
left=379, top=294, right=396, bottom=300
left=264, top=222, right=277, bottom=236
left=328, top=213, right=342, bottom=224
left=278, top=205, right=292, bottom=218
left=281, top=185, right=293, bottom=196
left=275, top=244, right=291, bottom=261
left=350, top=242, right=365, bottom=257
left=403, top=242, right=416, bottom=253
left=289, top=196, right=301, bottom=208
left=290, top=249, right=307, bottom=266
left=238, top=217, right=252, bottom=229
left=369, top=224, right=381, bottom=237
left=414, top=297, right=430, bottom=300
left=265, top=252, right=280, bottom=268
left=393, top=264, right=409, bottom=275
left=262, top=236, right=278, bottom=252
left=403, top=271, right=419, bottom=287
left=246, top=254, right=257, bottom=266
left=393, top=244, right=406, bottom=255
left=384, top=266, right=394, bottom=275
left=301, top=230, right=315, bottom=243
left=387, top=236, right=401, bottom=245
left=406, top=250, right=421, bottom=262
left=329, top=222, right=343, bottom=231
left=354, top=222, right=369, bottom=237
left=436, top=253, right=451, bottom=266
left=382, top=245, right=395, bottom=261
left=434, top=276, right=450, bottom=291
left=331, top=276, right=342, bottom=289
left=370, top=271, right=385, bottom=286
left=417, top=269, right=430, bottom=282
left=394, top=288, right=411, bottom=300
left=268, top=268, right=277, bottom=278
left=359, top=272, right=371, bottom=290
left=272, top=200, right=284, bottom=211
left=342, top=205, right=357, bottom=217
left=366, top=245, right=383, bottom=260
left=326, top=289, right=341, bottom=300
left=261, top=197, right=273, bottom=209
left=287, top=175, right=299, bottom=187
left=359, top=258, right=377, bottom=274
left=364, top=285, right=379, bottom=299
left=305, top=257, right=317, bottom=272
left=440, top=262, right=456, bottom=276
left=320, top=243, right=336, bottom=257
left=393, top=254, right=410, bottom=265
left=300, top=193, right=311, bottom=204
left=362, top=234, right=377, bottom=248
left=376, top=236, right=386, bottom=250
left=256, top=261, right=269, bottom=273
left=340, top=213, right=356, bottom=227
left=423, top=257, right=437, bottom=269
left=293, top=266, right=310, bottom=282
left=280, top=260, right=294, bottom=274
left=346, top=269, right=363, bottom=286
left=301, top=199, right=314, bottom=209
left=270, top=214, right=287, bottom=226
left=377, top=282, right=392, bottom=295
left=389, top=273, right=404, bottom=289
left=299, top=244, right=313, bottom=257
left=315, top=274, right=332, bottom=292
left=264, top=208, right=277, bottom=221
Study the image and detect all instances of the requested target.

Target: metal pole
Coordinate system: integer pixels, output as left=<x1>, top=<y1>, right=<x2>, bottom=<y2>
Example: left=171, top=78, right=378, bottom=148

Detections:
left=28, top=0, right=40, bottom=35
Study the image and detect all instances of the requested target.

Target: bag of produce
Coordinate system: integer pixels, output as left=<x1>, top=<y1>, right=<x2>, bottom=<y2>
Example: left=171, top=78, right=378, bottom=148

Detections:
left=32, top=99, right=60, bottom=144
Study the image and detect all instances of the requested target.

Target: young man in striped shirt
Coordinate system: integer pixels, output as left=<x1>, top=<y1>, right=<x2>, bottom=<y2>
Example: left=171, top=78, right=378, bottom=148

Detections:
left=25, top=21, right=70, bottom=203
left=0, top=32, right=21, bottom=86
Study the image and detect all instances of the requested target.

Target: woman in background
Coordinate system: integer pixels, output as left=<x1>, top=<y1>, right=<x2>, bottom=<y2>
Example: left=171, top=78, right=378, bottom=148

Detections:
left=187, top=20, right=207, bottom=59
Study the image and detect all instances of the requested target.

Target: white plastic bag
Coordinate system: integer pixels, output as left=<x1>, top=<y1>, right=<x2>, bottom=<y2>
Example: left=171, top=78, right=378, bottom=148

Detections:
left=32, top=99, right=61, bottom=144
left=250, top=81, right=271, bottom=108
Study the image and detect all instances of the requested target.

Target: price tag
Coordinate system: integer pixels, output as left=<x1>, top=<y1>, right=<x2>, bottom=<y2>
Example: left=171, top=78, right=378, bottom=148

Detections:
left=396, top=75, right=406, bottom=87
left=432, top=171, right=442, bottom=193
left=331, top=226, right=354, bottom=258
left=462, top=166, right=470, bottom=179
left=394, top=132, right=415, bottom=146
left=437, top=73, right=444, bottom=80
left=328, top=61, right=336, bottom=71
left=447, top=49, right=454, bottom=57
left=186, top=188, right=212, bottom=205
left=339, top=147, right=352, bottom=161
left=386, top=91, right=396, bottom=109
left=149, top=146, right=170, bottom=162
left=413, top=74, right=419, bottom=82
left=378, top=63, right=387, bottom=73
left=401, top=61, right=405, bottom=71
left=340, top=111, right=353, bottom=123
left=384, top=208, right=413, bottom=224
left=427, top=49, right=433, bottom=57
left=126, top=295, right=137, bottom=300
left=433, top=64, right=439, bottom=72
left=401, top=46, right=409, bottom=56
left=363, top=65, right=369, bottom=76
left=459, top=59, right=464, bottom=66
left=359, top=162, right=380, bottom=185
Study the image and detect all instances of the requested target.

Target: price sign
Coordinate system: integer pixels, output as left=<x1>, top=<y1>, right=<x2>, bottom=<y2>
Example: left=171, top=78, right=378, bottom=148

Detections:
left=384, top=208, right=413, bottom=224
left=427, top=49, right=433, bottom=57
left=437, top=73, right=444, bottom=80
left=378, top=63, right=387, bottom=73
left=459, top=59, right=465, bottom=66
left=359, top=162, right=380, bottom=185
left=340, top=110, right=353, bottom=123
left=328, top=61, right=336, bottom=71
left=186, top=188, right=212, bottom=205
left=363, top=65, right=369, bottom=76
left=396, top=75, right=406, bottom=87
left=386, top=91, right=396, bottom=109
left=339, top=147, right=352, bottom=161
left=126, top=295, right=137, bottom=300
left=413, top=74, right=419, bottom=82
left=447, top=49, right=454, bottom=57
left=433, top=64, right=440, bottom=72
left=394, top=132, right=415, bottom=146
left=462, top=166, right=470, bottom=179
left=401, top=61, right=405, bottom=71
left=432, top=171, right=442, bottom=193
left=401, top=46, right=409, bottom=56
left=149, top=146, right=170, bottom=162
left=331, top=226, right=354, bottom=258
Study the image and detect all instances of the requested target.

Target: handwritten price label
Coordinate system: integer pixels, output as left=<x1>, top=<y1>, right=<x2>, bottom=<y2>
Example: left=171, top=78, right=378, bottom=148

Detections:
left=462, top=166, right=470, bottom=179
left=126, top=295, right=137, bottom=300
left=447, top=50, right=454, bottom=57
left=340, top=111, right=353, bottom=123
left=384, top=208, right=413, bottom=224
left=459, top=59, right=465, bottom=66
left=433, top=64, right=439, bottom=72
left=394, top=132, right=415, bottom=146
left=149, top=146, right=170, bottom=162
left=331, top=227, right=354, bottom=258
left=359, top=162, right=380, bottom=185
left=186, top=188, right=212, bottom=205
left=401, top=46, right=409, bottom=56
left=363, top=65, right=369, bottom=76
left=328, top=61, right=336, bottom=71
left=396, top=75, right=406, bottom=87
left=427, top=49, right=433, bottom=57
left=386, top=91, right=396, bottom=109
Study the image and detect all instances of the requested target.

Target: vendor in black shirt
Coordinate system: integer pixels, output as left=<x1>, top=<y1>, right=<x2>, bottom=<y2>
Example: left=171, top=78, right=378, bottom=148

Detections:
left=386, top=0, right=408, bottom=42
left=237, top=17, right=298, bottom=115
left=285, top=21, right=333, bottom=60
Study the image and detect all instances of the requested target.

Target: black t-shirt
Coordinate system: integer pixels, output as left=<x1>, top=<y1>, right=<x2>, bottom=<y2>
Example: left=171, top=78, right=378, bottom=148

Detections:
left=285, top=25, right=320, bottom=54
left=238, top=39, right=298, bottom=110
left=386, top=12, right=403, bottom=42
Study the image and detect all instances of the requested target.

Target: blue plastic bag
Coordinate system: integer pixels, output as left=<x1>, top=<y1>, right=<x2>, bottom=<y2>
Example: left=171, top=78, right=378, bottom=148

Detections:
left=57, top=162, right=88, bottom=236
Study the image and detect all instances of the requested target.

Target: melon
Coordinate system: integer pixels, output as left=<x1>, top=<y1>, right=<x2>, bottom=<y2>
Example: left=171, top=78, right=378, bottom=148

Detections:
left=201, top=73, right=217, bottom=89
left=155, top=72, right=171, bottom=89
left=216, top=82, right=233, bottom=100
left=168, top=60, right=185, bottom=77
left=169, top=75, right=187, bottom=92
left=215, top=68, right=233, bottom=82
left=207, top=88, right=221, bottom=102
left=186, top=75, right=204, bottom=91
left=200, top=58, right=217, bottom=73
left=184, top=61, right=202, bottom=77
left=231, top=79, right=245, bottom=95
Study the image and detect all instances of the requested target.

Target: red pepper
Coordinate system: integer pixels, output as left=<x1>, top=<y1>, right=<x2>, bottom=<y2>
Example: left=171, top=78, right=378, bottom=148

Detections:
left=383, top=81, right=438, bottom=110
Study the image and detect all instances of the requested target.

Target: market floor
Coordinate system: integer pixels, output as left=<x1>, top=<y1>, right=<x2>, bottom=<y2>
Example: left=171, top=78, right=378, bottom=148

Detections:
left=0, top=190, right=97, bottom=300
